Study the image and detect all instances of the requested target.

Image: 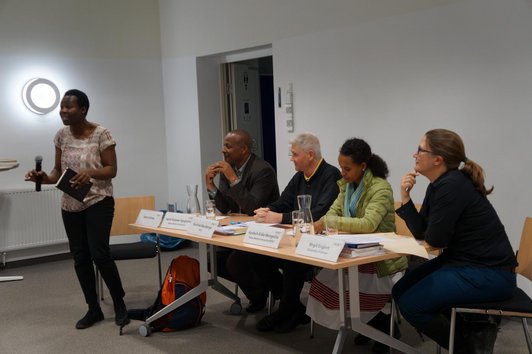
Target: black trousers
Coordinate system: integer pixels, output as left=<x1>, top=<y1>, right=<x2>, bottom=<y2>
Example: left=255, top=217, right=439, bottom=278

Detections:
left=226, top=250, right=313, bottom=316
left=62, top=196, right=125, bottom=309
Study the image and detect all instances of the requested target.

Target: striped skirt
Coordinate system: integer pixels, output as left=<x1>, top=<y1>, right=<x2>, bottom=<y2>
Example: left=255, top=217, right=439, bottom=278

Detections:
left=306, top=262, right=393, bottom=330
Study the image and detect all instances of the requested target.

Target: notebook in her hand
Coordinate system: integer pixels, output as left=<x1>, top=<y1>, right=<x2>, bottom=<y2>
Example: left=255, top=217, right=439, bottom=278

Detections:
left=55, top=168, right=92, bottom=202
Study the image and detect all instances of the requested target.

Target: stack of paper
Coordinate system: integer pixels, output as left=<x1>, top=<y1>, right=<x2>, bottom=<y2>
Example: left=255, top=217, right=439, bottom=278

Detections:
left=328, top=234, right=385, bottom=258
left=215, top=223, right=249, bottom=235
left=328, top=233, right=429, bottom=259
left=340, top=244, right=384, bottom=258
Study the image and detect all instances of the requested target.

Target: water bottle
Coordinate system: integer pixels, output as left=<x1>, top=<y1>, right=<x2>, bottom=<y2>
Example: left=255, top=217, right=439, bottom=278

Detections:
left=186, top=184, right=201, bottom=215
left=297, top=194, right=314, bottom=234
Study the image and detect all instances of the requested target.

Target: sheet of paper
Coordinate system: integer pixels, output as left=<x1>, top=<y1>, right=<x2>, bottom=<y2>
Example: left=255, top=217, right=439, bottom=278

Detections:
left=329, top=233, right=429, bottom=259
left=160, top=212, right=195, bottom=230
left=296, top=234, right=345, bottom=262
left=244, top=224, right=284, bottom=248
left=187, top=216, right=219, bottom=238
left=379, top=234, right=429, bottom=259
left=135, top=209, right=164, bottom=228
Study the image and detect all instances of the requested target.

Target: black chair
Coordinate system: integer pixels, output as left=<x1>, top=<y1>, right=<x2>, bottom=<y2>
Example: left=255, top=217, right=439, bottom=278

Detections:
left=447, top=217, right=532, bottom=354
left=96, top=196, right=163, bottom=303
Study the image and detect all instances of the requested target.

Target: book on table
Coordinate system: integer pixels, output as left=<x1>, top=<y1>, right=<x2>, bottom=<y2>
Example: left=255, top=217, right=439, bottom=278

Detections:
left=55, top=167, right=92, bottom=202
left=340, top=244, right=384, bottom=258
left=215, top=223, right=248, bottom=235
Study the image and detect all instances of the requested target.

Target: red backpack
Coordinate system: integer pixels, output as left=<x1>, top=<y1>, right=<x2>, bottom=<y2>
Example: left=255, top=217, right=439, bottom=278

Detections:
left=149, top=255, right=206, bottom=331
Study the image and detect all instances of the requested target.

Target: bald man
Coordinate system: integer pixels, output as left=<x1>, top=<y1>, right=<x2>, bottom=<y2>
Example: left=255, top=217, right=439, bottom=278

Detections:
left=205, top=129, right=279, bottom=215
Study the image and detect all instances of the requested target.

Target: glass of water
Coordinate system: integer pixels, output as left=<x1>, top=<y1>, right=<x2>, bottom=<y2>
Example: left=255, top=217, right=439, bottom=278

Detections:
left=292, top=210, right=303, bottom=236
left=324, top=215, right=339, bottom=236
left=205, top=199, right=216, bottom=219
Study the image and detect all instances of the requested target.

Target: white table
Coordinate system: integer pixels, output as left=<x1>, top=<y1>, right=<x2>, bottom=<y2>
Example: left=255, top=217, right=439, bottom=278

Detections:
left=131, top=218, right=420, bottom=354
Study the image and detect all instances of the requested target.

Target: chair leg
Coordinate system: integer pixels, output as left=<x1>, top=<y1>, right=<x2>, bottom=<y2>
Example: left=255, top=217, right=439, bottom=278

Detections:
left=156, top=234, right=162, bottom=287
left=390, top=299, right=397, bottom=338
left=94, top=266, right=103, bottom=303
left=267, top=291, right=273, bottom=315
left=394, top=299, right=402, bottom=324
left=522, top=317, right=532, bottom=354
left=449, top=308, right=457, bottom=354
left=94, top=265, right=99, bottom=303
left=310, top=319, right=315, bottom=338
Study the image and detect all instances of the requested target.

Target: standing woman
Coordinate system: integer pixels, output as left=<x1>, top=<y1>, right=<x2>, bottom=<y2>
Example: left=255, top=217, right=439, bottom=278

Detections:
left=393, top=129, right=516, bottom=353
left=25, top=89, right=129, bottom=329
left=307, top=138, right=407, bottom=353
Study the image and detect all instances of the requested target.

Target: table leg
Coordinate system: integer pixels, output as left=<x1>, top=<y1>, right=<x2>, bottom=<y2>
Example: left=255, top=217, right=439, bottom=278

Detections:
left=332, top=268, right=349, bottom=353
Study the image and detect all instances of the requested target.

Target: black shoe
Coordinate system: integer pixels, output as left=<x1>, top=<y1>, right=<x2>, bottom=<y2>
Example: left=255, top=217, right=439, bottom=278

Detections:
left=370, top=327, right=402, bottom=353
left=355, top=312, right=391, bottom=345
left=355, top=312, right=401, bottom=352
left=256, top=311, right=281, bottom=332
left=246, top=298, right=267, bottom=313
left=76, top=309, right=104, bottom=329
left=372, top=341, right=390, bottom=353
left=354, top=333, right=371, bottom=345
left=114, top=303, right=130, bottom=327
left=273, top=311, right=311, bottom=333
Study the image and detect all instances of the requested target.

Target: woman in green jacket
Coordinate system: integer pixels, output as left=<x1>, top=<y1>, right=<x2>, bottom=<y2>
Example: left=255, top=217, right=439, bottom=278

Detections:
left=307, top=137, right=407, bottom=353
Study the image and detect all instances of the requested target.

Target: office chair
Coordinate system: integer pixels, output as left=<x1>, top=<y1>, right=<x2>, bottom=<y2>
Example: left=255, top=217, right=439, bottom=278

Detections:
left=447, top=217, right=532, bottom=354
left=96, top=195, right=163, bottom=303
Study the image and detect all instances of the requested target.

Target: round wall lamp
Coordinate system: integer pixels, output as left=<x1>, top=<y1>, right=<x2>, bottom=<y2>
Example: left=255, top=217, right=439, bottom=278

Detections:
left=22, top=78, right=60, bottom=114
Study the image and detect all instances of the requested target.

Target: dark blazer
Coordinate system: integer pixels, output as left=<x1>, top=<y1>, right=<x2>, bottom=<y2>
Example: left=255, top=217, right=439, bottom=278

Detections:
left=214, top=154, right=280, bottom=215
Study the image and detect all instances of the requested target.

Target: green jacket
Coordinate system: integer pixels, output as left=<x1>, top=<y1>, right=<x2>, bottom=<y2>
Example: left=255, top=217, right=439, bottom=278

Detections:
left=322, top=170, right=407, bottom=277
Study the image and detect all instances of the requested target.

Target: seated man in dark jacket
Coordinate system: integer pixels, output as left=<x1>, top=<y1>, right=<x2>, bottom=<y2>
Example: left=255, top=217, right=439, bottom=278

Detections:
left=205, top=129, right=279, bottom=215
left=227, top=132, right=341, bottom=333
left=205, top=128, right=280, bottom=284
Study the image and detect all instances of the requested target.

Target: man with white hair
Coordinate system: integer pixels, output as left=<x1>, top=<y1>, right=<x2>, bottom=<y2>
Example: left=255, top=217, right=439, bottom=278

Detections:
left=227, top=132, right=341, bottom=333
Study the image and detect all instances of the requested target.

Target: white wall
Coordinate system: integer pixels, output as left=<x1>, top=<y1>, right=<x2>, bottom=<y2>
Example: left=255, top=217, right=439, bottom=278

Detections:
left=0, top=0, right=168, bottom=207
left=159, top=0, right=532, bottom=294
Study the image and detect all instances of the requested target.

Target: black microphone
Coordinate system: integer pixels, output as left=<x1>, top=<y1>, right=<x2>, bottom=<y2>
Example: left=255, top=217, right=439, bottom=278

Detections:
left=35, top=155, right=42, bottom=192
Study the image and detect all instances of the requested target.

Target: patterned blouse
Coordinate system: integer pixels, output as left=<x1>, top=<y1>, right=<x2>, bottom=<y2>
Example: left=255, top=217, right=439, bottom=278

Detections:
left=54, top=125, right=115, bottom=212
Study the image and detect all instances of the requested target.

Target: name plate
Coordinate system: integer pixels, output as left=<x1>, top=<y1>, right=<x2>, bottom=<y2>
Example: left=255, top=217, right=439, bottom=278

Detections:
left=244, top=224, right=285, bottom=249
left=296, top=234, right=345, bottom=262
left=160, top=212, right=195, bottom=230
left=135, top=209, right=164, bottom=228
left=187, top=216, right=219, bottom=238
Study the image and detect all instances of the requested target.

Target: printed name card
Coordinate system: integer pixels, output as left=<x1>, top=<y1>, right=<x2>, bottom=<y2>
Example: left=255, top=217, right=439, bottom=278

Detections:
left=296, top=234, right=345, bottom=262
left=187, top=216, right=219, bottom=238
left=135, top=209, right=164, bottom=228
left=160, top=212, right=195, bottom=230
left=244, top=224, right=285, bottom=249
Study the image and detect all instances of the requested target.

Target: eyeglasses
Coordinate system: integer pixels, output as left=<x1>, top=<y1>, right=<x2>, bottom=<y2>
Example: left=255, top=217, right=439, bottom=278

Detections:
left=417, top=146, right=434, bottom=155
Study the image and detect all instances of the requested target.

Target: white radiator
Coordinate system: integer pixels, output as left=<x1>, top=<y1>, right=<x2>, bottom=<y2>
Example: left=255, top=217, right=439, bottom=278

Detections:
left=0, top=187, right=67, bottom=252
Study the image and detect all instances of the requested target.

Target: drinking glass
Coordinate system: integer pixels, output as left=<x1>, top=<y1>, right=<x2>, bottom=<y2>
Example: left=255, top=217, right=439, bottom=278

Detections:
left=324, top=215, right=339, bottom=236
left=205, top=199, right=216, bottom=219
left=292, top=210, right=303, bottom=236
left=167, top=202, right=177, bottom=213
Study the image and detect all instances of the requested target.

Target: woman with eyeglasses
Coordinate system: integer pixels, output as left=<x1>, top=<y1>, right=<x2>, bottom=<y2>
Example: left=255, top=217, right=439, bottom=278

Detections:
left=393, top=129, right=517, bottom=353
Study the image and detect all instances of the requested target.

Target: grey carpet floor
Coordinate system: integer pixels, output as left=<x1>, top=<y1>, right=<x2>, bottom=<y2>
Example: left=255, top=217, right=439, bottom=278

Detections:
left=0, top=246, right=529, bottom=354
